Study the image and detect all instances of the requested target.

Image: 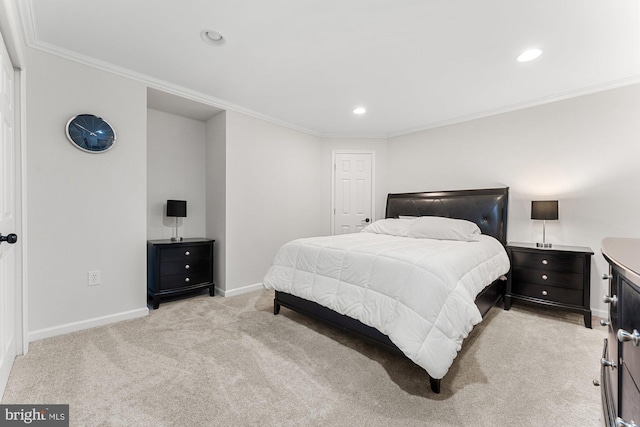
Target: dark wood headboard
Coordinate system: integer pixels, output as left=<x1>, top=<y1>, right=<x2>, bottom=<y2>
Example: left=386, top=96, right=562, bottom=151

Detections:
left=385, top=187, right=509, bottom=244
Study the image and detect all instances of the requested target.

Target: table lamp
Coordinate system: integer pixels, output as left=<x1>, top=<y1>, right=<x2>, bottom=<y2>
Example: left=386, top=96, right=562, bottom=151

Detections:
left=167, top=200, right=187, bottom=241
left=531, top=200, right=558, bottom=248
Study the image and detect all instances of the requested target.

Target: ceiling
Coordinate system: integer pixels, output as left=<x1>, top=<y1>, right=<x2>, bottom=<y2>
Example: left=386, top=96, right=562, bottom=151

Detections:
left=19, top=0, right=640, bottom=137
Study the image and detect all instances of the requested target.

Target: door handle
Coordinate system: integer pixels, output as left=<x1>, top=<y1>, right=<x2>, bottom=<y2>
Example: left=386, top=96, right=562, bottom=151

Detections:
left=364, top=218, right=370, bottom=223
left=0, top=233, right=17, bottom=244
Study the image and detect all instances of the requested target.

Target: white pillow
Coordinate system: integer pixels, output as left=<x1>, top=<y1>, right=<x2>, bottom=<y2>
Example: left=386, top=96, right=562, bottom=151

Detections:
left=407, top=216, right=481, bottom=241
left=362, top=218, right=416, bottom=236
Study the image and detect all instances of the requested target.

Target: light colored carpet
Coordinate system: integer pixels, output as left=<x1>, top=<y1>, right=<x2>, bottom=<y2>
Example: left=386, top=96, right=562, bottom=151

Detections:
left=2, top=289, right=605, bottom=426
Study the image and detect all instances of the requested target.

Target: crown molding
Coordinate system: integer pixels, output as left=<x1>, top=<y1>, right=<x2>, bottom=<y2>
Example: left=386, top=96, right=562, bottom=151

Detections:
left=16, top=0, right=37, bottom=45
left=29, top=39, right=324, bottom=137
left=318, top=132, right=388, bottom=140
left=19, top=36, right=640, bottom=142
left=17, top=0, right=640, bottom=141
left=18, top=0, right=323, bottom=138
left=0, top=0, right=27, bottom=67
left=386, top=76, right=640, bottom=139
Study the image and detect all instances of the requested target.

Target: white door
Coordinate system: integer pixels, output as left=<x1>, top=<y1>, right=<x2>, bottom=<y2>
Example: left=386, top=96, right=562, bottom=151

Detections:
left=0, top=32, right=18, bottom=396
left=332, top=151, right=374, bottom=235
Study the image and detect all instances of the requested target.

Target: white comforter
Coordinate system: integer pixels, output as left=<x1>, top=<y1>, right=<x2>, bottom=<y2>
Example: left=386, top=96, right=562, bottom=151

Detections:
left=262, top=232, right=510, bottom=379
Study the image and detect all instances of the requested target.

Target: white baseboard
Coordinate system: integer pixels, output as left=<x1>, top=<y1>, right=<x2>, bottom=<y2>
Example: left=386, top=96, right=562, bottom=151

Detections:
left=591, top=307, right=607, bottom=320
left=216, top=282, right=264, bottom=297
left=29, top=307, right=149, bottom=343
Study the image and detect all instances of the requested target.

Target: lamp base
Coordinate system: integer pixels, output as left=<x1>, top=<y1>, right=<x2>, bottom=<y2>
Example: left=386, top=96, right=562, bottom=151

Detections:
left=171, top=236, right=183, bottom=242
left=536, top=242, right=552, bottom=248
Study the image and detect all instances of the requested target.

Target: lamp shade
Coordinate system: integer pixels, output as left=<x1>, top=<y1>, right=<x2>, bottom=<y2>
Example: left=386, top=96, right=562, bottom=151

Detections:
left=531, top=200, right=558, bottom=220
left=166, top=200, right=187, bottom=218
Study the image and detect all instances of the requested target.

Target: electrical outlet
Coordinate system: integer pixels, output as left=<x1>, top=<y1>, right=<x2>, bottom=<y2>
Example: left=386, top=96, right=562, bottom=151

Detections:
left=88, top=271, right=101, bottom=286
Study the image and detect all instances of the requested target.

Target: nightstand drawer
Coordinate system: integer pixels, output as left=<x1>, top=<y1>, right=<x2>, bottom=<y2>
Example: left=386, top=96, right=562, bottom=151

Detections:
left=160, top=244, right=210, bottom=262
left=512, top=266, right=583, bottom=290
left=511, top=282, right=582, bottom=306
left=159, top=271, right=211, bottom=291
left=160, top=259, right=210, bottom=276
left=511, top=251, right=583, bottom=273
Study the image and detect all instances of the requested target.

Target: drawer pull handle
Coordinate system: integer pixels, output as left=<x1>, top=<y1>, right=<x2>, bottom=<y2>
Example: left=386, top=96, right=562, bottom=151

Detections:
left=542, top=290, right=548, bottom=296
left=603, top=294, right=618, bottom=305
left=617, top=329, right=640, bottom=346
left=601, top=357, right=617, bottom=369
left=185, top=265, right=190, bottom=270
left=542, top=259, right=548, bottom=265
left=541, top=274, right=548, bottom=280
left=602, top=273, right=613, bottom=280
left=185, top=251, right=191, bottom=256
left=185, top=278, right=190, bottom=283
left=600, top=319, right=610, bottom=327
left=616, top=417, right=639, bottom=427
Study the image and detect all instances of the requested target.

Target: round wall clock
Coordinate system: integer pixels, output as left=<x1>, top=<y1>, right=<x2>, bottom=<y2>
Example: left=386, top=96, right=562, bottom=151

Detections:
left=65, top=114, right=116, bottom=153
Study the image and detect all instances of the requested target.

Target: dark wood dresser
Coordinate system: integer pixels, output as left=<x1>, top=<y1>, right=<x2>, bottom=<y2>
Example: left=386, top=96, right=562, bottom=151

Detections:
left=147, top=238, right=215, bottom=309
left=505, top=242, right=593, bottom=328
left=601, top=237, right=640, bottom=427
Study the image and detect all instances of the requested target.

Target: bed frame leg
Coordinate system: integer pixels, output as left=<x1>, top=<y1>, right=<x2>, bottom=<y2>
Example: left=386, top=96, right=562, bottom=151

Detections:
left=430, top=377, right=441, bottom=394
left=273, top=299, right=281, bottom=315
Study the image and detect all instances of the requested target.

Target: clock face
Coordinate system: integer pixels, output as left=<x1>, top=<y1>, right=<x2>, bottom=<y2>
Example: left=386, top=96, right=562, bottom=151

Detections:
left=66, top=114, right=116, bottom=153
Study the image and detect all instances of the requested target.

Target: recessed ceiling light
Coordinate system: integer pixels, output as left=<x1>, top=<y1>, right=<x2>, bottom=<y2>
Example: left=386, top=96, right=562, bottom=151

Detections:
left=353, top=107, right=366, bottom=115
left=201, top=30, right=224, bottom=45
left=517, top=48, right=542, bottom=62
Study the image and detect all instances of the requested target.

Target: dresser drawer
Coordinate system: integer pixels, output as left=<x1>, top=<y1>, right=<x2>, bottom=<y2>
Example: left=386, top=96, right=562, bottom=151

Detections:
left=160, top=244, right=210, bottom=262
left=512, top=266, right=583, bottom=290
left=511, top=282, right=582, bottom=306
left=511, top=251, right=584, bottom=273
left=159, top=270, right=211, bottom=291
left=620, top=363, right=640, bottom=424
left=620, top=275, right=640, bottom=383
left=160, top=259, right=210, bottom=276
left=622, top=347, right=640, bottom=408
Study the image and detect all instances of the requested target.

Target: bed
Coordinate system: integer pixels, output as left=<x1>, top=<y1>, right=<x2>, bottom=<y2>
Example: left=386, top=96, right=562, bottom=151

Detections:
left=262, top=187, right=510, bottom=393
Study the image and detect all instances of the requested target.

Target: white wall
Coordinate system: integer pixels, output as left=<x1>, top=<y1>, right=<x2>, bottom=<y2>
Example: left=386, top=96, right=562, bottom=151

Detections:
left=387, top=84, right=640, bottom=317
left=223, top=110, right=325, bottom=294
left=147, top=108, right=206, bottom=240
left=26, top=48, right=148, bottom=339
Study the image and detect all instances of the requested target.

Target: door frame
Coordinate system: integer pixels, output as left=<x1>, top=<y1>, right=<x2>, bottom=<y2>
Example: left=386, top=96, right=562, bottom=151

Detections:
left=16, top=67, right=26, bottom=356
left=0, top=4, right=27, bottom=363
left=330, top=150, right=376, bottom=236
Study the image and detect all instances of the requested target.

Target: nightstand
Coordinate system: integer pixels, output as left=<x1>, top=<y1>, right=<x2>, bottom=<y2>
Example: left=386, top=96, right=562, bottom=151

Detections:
left=147, top=238, right=215, bottom=309
left=505, top=242, right=594, bottom=328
